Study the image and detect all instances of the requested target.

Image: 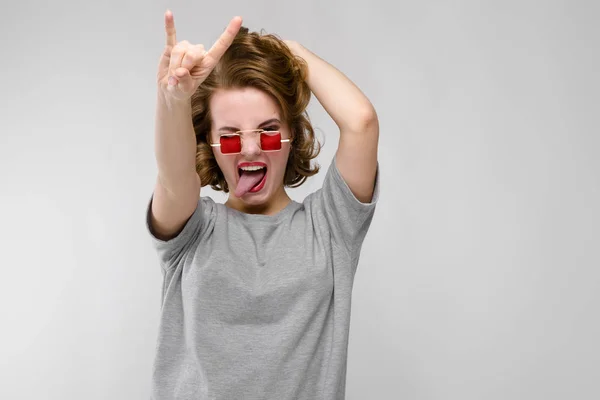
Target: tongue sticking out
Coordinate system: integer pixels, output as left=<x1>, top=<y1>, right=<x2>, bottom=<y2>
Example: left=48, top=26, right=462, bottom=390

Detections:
left=234, top=169, right=266, bottom=197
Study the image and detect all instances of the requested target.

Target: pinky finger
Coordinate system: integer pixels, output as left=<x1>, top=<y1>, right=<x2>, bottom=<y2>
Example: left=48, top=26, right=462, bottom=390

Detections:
left=159, top=46, right=172, bottom=71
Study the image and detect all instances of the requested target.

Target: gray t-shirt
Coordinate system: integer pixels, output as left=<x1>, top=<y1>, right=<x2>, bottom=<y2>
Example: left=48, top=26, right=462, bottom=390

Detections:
left=146, top=156, right=380, bottom=399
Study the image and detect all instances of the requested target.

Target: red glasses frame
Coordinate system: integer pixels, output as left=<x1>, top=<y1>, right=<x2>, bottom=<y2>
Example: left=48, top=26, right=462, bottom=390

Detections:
left=210, top=129, right=290, bottom=155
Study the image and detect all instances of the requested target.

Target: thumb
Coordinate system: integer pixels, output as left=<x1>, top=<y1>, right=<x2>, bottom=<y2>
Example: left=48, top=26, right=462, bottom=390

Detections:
left=173, top=67, right=194, bottom=94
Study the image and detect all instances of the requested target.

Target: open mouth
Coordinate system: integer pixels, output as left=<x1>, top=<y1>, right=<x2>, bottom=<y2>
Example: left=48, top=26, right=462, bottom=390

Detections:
left=249, top=169, right=267, bottom=193
left=235, top=165, right=268, bottom=197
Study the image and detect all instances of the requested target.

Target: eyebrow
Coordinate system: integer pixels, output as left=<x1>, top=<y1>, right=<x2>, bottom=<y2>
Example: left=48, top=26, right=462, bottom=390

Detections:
left=217, top=118, right=281, bottom=133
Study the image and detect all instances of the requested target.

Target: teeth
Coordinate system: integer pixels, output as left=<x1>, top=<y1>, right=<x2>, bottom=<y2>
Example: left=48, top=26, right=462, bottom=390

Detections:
left=240, top=166, right=265, bottom=171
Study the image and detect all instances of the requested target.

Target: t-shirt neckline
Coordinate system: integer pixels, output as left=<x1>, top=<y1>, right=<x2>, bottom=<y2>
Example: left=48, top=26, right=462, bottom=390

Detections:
left=221, top=198, right=300, bottom=223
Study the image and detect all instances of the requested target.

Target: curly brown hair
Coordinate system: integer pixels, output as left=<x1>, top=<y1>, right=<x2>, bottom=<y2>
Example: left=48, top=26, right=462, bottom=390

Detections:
left=190, top=27, right=321, bottom=193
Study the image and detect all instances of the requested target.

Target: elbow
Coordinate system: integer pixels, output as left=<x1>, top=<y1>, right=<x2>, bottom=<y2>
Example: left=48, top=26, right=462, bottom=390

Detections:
left=345, top=106, right=379, bottom=135
left=362, top=107, right=379, bottom=130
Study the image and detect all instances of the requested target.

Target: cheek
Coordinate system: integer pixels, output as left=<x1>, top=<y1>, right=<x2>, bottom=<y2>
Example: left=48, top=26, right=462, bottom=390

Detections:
left=213, top=154, right=235, bottom=178
left=269, top=151, right=291, bottom=175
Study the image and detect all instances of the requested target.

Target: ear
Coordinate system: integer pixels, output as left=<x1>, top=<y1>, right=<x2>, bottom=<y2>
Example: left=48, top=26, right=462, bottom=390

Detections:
left=289, top=122, right=296, bottom=144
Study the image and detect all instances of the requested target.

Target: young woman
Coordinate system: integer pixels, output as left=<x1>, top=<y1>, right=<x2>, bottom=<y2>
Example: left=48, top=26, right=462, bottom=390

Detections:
left=146, top=9, right=380, bottom=399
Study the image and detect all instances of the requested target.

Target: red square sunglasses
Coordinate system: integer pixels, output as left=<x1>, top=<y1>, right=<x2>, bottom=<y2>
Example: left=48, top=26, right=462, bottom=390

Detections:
left=210, top=129, right=290, bottom=155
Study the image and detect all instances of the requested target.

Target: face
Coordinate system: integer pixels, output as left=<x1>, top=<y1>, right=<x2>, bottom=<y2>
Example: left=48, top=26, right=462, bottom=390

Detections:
left=209, top=87, right=292, bottom=213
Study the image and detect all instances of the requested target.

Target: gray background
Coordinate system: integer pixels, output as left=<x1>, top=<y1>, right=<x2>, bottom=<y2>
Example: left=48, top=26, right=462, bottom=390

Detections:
left=1, top=0, right=599, bottom=399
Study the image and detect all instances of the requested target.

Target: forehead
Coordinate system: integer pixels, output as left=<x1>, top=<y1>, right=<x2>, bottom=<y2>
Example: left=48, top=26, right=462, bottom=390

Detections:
left=210, top=87, right=282, bottom=127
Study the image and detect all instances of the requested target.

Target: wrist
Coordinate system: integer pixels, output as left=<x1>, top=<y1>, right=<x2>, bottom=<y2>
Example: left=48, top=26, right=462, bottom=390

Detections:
left=157, top=87, right=192, bottom=111
left=284, top=40, right=301, bottom=55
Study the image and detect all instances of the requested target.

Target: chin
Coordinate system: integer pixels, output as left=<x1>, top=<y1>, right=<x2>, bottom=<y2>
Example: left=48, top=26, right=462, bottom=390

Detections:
left=239, top=192, right=270, bottom=205
left=242, top=182, right=277, bottom=203
left=230, top=178, right=282, bottom=212
left=226, top=167, right=288, bottom=212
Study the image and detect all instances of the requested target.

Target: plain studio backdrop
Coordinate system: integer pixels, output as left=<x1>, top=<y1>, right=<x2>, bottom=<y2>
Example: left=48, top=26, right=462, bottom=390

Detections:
left=1, top=0, right=598, bottom=399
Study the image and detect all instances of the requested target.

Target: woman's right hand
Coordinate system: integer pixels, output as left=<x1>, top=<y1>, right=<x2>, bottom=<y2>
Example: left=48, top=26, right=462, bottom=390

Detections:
left=157, top=10, right=243, bottom=102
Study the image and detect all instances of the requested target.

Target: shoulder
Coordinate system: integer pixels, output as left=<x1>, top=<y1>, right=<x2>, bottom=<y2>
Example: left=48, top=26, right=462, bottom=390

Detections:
left=304, top=155, right=380, bottom=209
left=300, top=155, right=380, bottom=255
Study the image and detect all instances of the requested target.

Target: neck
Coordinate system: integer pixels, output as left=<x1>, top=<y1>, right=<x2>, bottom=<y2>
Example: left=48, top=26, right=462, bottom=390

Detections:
left=225, top=185, right=291, bottom=216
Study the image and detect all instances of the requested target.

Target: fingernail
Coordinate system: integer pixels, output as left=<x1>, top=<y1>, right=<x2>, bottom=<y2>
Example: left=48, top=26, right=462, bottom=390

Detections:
left=168, top=76, right=178, bottom=86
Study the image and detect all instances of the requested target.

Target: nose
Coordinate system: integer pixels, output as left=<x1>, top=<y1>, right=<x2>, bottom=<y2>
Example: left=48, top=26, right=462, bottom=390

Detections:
left=240, top=133, right=262, bottom=157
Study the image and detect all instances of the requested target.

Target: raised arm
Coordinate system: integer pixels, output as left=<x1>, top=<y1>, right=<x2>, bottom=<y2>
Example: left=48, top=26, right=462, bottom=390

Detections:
left=150, top=10, right=242, bottom=240
left=285, top=41, right=379, bottom=203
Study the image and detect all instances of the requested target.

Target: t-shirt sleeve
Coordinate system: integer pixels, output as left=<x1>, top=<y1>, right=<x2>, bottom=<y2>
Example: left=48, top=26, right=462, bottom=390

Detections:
left=145, top=195, right=212, bottom=270
left=310, top=155, right=380, bottom=259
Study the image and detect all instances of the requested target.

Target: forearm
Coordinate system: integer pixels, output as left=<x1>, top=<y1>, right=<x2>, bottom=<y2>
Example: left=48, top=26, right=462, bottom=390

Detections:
left=287, top=41, right=377, bottom=133
left=154, top=89, right=199, bottom=194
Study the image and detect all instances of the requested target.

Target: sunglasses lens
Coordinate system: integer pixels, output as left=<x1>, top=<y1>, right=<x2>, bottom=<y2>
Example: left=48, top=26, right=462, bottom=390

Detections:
left=220, top=135, right=241, bottom=154
left=260, top=131, right=282, bottom=151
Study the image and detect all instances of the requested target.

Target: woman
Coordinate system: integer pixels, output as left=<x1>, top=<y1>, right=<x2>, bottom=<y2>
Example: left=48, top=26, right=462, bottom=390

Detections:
left=146, top=9, right=380, bottom=399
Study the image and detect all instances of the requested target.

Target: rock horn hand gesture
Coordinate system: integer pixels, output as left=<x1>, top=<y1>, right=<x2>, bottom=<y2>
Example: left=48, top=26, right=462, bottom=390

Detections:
left=157, top=10, right=243, bottom=101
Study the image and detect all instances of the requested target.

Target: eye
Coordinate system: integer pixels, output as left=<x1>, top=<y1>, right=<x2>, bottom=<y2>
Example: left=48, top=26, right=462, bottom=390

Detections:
left=262, top=126, right=279, bottom=132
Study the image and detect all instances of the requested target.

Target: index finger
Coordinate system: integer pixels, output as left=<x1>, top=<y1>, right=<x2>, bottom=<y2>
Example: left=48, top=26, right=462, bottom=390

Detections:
left=207, top=16, right=243, bottom=62
left=165, top=9, right=176, bottom=47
